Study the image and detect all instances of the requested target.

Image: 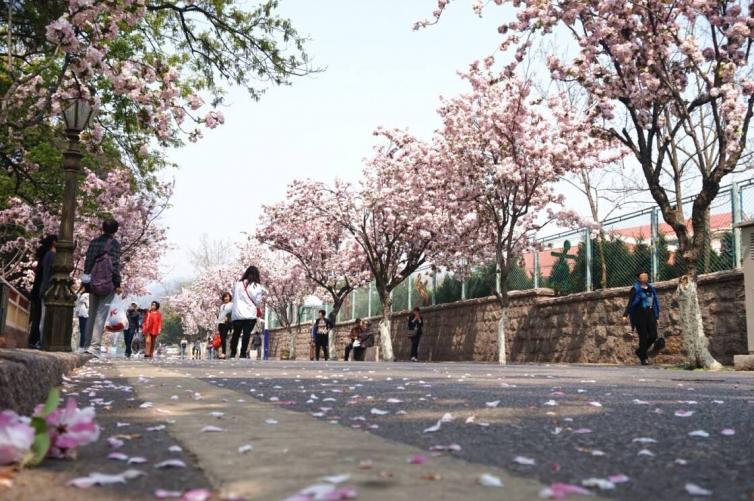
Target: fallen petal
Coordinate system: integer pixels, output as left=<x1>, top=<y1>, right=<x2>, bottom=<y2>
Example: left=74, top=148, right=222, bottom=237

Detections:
left=407, top=454, right=428, bottom=465
left=155, top=489, right=183, bottom=499
left=688, top=430, right=709, bottom=438
left=685, top=483, right=712, bottom=496
left=154, top=459, right=186, bottom=469
left=200, top=426, right=223, bottom=433
left=479, top=473, right=503, bottom=487
left=514, top=456, right=536, bottom=466
left=581, top=478, right=615, bottom=490
left=238, top=444, right=254, bottom=454
left=321, top=473, right=351, bottom=484
left=485, top=400, right=500, bottom=408
left=674, top=410, right=694, bottom=418
left=108, top=452, right=129, bottom=461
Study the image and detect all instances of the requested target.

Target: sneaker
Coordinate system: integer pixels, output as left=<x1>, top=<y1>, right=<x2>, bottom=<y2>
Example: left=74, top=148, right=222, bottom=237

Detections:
left=411, top=357, right=418, bottom=362
left=641, top=359, right=649, bottom=366
left=85, top=348, right=100, bottom=358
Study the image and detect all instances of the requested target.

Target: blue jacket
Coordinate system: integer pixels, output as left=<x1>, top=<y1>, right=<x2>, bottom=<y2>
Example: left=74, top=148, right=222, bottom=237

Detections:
left=625, top=282, right=660, bottom=329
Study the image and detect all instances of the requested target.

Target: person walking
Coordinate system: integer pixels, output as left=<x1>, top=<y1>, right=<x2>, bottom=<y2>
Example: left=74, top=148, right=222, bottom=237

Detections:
left=28, top=235, right=57, bottom=349
left=230, top=266, right=265, bottom=359
left=311, top=309, right=332, bottom=361
left=142, top=301, right=163, bottom=358
left=407, top=307, right=424, bottom=362
left=180, top=337, right=188, bottom=359
left=123, top=302, right=140, bottom=358
left=81, top=219, right=122, bottom=357
left=216, top=292, right=233, bottom=359
left=75, top=289, right=89, bottom=351
left=623, top=271, right=661, bottom=366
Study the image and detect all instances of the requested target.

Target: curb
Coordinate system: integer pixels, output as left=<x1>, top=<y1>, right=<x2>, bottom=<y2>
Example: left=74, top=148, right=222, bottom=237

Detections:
left=0, top=349, right=89, bottom=414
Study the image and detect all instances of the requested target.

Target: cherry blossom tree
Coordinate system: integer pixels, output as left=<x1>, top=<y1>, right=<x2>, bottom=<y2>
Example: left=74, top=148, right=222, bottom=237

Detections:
left=0, top=167, right=170, bottom=295
left=433, top=63, right=619, bottom=364
left=1, top=1, right=314, bottom=184
left=257, top=180, right=371, bottom=359
left=310, top=130, right=450, bottom=361
left=169, top=264, right=237, bottom=338
left=420, top=0, right=750, bottom=369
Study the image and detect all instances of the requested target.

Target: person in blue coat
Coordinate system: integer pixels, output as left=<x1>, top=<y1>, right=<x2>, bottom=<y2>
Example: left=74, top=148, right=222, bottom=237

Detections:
left=623, top=270, right=660, bottom=365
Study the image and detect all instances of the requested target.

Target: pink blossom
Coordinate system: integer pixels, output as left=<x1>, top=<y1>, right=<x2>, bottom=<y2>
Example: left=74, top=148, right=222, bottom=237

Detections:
left=41, top=397, right=100, bottom=459
left=0, top=410, right=34, bottom=465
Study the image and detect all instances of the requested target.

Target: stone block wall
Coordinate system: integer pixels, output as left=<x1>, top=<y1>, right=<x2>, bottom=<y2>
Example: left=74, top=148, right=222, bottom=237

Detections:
left=266, top=270, right=747, bottom=365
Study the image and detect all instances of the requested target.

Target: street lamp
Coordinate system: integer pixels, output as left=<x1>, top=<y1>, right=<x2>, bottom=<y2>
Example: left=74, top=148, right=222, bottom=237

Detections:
left=42, top=98, right=96, bottom=351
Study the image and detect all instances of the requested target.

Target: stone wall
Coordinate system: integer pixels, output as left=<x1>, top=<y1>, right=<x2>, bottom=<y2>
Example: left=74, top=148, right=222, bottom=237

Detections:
left=266, top=270, right=747, bottom=365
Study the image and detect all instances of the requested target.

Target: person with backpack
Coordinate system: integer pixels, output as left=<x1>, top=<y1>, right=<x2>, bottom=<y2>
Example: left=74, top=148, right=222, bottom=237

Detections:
left=311, top=309, right=333, bottom=361
left=142, top=301, right=163, bottom=358
left=407, top=307, right=424, bottom=362
left=230, top=266, right=266, bottom=359
left=216, top=292, right=233, bottom=359
left=623, top=270, right=662, bottom=366
left=81, top=219, right=122, bottom=357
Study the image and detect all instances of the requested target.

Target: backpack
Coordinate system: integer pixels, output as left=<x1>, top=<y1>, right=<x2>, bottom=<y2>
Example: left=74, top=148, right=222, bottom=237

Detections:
left=90, top=239, right=115, bottom=296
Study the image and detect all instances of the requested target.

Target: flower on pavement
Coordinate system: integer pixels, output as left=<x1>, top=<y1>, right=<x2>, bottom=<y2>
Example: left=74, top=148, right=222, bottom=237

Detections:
left=0, top=410, right=34, bottom=465
left=42, top=397, right=100, bottom=459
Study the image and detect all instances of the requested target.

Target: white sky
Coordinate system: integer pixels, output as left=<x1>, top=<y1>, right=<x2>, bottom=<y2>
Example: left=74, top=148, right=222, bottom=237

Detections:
left=158, top=1, right=506, bottom=282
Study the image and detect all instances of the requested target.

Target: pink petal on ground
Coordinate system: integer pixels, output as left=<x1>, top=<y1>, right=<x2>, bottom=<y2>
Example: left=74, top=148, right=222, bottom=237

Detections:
left=322, top=487, right=358, bottom=500
left=720, top=429, right=735, bottom=436
left=539, top=482, right=593, bottom=499
left=155, top=489, right=183, bottom=498
left=607, top=474, right=630, bottom=484
left=181, top=489, right=212, bottom=501
left=674, top=410, right=694, bottom=417
left=107, top=452, right=129, bottom=461
left=107, top=437, right=124, bottom=449
left=200, top=426, right=223, bottom=433
left=128, top=457, right=147, bottom=464
left=407, top=454, right=428, bottom=465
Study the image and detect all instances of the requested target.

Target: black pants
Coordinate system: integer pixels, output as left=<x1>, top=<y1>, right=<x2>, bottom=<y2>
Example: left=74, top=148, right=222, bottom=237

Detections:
left=410, top=333, right=422, bottom=359
left=635, top=308, right=658, bottom=361
left=315, top=334, right=329, bottom=360
left=344, top=342, right=353, bottom=361
left=353, top=346, right=365, bottom=361
left=231, top=319, right=256, bottom=358
left=218, top=323, right=231, bottom=356
left=124, top=327, right=135, bottom=357
left=28, top=298, right=42, bottom=348
left=78, top=317, right=88, bottom=348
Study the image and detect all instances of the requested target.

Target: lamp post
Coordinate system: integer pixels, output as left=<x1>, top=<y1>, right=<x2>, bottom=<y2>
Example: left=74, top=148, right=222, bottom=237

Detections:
left=42, top=99, right=96, bottom=351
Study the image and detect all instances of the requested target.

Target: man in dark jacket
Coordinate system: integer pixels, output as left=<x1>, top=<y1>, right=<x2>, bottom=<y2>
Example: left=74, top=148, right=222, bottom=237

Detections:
left=125, top=302, right=140, bottom=358
left=407, top=307, right=424, bottom=362
left=623, top=270, right=660, bottom=365
left=81, top=219, right=122, bottom=356
left=311, top=309, right=333, bottom=361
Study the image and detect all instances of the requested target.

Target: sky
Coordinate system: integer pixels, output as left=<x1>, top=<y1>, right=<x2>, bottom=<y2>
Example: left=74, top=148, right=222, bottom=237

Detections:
left=158, top=1, right=505, bottom=282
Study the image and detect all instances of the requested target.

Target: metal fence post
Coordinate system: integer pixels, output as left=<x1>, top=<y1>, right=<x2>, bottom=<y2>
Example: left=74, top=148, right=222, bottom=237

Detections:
left=367, top=282, right=373, bottom=317
left=732, top=182, right=742, bottom=268
left=651, top=208, right=659, bottom=282
left=407, top=274, right=413, bottom=310
left=533, top=248, right=540, bottom=289
left=584, top=228, right=592, bottom=292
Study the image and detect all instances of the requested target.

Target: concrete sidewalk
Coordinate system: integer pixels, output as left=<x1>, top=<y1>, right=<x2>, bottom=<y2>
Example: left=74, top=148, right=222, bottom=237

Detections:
left=0, top=349, right=88, bottom=414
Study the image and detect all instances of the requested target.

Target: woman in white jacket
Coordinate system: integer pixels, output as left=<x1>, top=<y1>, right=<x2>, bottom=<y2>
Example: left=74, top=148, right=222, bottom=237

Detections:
left=230, top=266, right=266, bottom=359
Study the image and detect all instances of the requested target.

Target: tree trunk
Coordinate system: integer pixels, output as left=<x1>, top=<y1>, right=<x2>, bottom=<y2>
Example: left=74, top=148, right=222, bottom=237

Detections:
left=497, top=308, right=507, bottom=365
left=288, top=328, right=297, bottom=360
left=597, top=231, right=608, bottom=289
left=327, top=304, right=341, bottom=362
left=379, top=302, right=395, bottom=361
left=675, top=276, right=722, bottom=370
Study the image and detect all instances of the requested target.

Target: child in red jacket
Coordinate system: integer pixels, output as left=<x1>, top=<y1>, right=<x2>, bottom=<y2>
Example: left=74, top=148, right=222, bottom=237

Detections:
left=142, top=301, right=162, bottom=358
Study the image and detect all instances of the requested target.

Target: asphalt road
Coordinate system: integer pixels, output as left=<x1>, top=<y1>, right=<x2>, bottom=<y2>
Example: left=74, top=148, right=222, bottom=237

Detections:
left=174, top=359, right=754, bottom=501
